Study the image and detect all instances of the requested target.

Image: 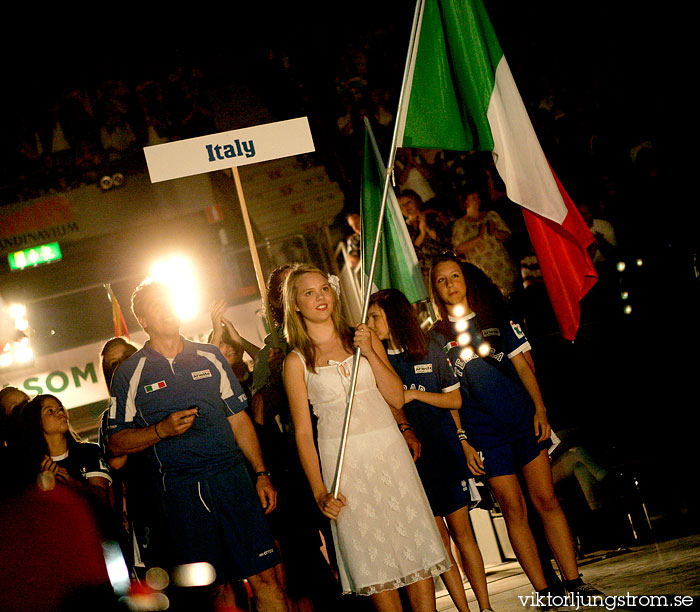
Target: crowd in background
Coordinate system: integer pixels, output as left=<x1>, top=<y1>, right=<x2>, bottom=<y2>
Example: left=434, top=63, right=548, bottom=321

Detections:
left=326, top=20, right=666, bottom=261
left=0, top=14, right=673, bottom=277
left=0, top=58, right=216, bottom=205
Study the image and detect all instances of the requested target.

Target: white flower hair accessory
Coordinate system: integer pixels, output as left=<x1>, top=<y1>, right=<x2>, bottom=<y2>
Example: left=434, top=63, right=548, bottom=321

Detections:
left=328, top=274, right=341, bottom=298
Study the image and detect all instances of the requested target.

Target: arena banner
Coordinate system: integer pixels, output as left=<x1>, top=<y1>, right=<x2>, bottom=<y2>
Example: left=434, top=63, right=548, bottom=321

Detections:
left=143, top=116, right=315, bottom=183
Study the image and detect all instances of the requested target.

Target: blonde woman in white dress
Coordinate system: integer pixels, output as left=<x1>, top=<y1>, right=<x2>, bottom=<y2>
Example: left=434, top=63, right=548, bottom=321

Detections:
left=282, top=264, right=450, bottom=612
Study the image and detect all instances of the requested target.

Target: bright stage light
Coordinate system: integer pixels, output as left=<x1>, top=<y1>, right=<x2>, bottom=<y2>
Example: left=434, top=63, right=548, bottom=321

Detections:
left=460, top=347, right=474, bottom=361
left=14, top=345, right=33, bottom=363
left=149, top=255, right=199, bottom=321
left=171, top=562, right=216, bottom=587
left=455, top=319, right=469, bottom=332
left=9, top=303, right=25, bottom=319
left=478, top=342, right=491, bottom=357
left=453, top=305, right=466, bottom=317
left=457, top=332, right=471, bottom=346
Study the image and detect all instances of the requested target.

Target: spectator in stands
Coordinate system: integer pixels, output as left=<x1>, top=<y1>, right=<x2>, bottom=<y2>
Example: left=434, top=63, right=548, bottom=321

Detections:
left=578, top=200, right=618, bottom=266
left=345, top=211, right=362, bottom=269
left=395, top=148, right=436, bottom=207
left=485, top=165, right=531, bottom=265
left=452, top=186, right=519, bottom=298
left=99, top=106, right=137, bottom=162
left=398, top=189, right=449, bottom=282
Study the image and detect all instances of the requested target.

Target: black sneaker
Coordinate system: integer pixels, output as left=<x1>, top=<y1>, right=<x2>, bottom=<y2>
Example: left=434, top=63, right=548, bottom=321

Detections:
left=565, top=576, right=605, bottom=603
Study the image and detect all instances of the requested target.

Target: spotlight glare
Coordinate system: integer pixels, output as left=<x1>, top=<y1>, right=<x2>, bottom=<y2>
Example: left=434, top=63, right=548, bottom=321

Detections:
left=453, top=305, right=466, bottom=317
left=636, top=258, right=643, bottom=267
left=624, top=305, right=632, bottom=315
left=15, top=346, right=33, bottom=363
left=171, top=562, right=216, bottom=587
left=478, top=342, right=491, bottom=357
left=9, top=303, right=26, bottom=319
left=0, top=352, right=13, bottom=368
left=455, top=319, right=469, bottom=332
left=616, top=261, right=626, bottom=272
left=457, top=332, right=471, bottom=346
left=621, top=291, right=629, bottom=300
left=150, top=255, right=199, bottom=321
left=460, top=347, right=474, bottom=361
left=145, top=567, right=170, bottom=591
left=15, top=318, right=29, bottom=331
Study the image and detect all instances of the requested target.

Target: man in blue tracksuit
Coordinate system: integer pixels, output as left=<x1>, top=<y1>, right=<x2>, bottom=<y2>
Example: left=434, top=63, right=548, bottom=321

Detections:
left=108, top=279, right=289, bottom=611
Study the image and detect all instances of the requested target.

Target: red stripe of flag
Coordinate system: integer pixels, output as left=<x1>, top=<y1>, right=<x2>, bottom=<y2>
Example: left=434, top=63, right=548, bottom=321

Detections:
left=522, top=167, right=598, bottom=341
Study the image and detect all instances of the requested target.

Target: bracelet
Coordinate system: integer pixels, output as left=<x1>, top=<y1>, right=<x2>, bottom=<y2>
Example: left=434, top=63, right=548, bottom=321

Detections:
left=255, top=471, right=272, bottom=478
left=456, top=428, right=468, bottom=442
left=154, top=422, right=165, bottom=440
left=398, top=423, right=413, bottom=433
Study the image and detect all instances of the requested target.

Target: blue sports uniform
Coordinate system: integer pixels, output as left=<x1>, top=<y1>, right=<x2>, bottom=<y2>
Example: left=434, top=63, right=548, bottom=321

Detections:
left=52, top=441, right=112, bottom=486
left=108, top=338, right=249, bottom=490
left=108, top=337, right=280, bottom=580
left=429, top=314, right=550, bottom=478
left=387, top=338, right=475, bottom=516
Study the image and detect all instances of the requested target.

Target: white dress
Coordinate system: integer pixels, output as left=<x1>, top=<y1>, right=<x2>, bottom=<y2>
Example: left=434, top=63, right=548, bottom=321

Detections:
left=296, top=351, right=450, bottom=595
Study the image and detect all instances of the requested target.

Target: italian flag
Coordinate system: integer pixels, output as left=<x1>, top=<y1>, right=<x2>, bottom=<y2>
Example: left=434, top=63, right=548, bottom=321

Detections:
left=395, top=0, right=597, bottom=341
left=144, top=381, right=166, bottom=393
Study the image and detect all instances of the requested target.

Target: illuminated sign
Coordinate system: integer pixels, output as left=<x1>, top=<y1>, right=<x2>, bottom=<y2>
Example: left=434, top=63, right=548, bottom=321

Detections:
left=8, top=242, right=62, bottom=270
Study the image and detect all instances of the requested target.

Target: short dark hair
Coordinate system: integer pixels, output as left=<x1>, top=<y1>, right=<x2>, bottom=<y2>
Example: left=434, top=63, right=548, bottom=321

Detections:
left=131, top=279, right=170, bottom=323
left=398, top=189, right=423, bottom=207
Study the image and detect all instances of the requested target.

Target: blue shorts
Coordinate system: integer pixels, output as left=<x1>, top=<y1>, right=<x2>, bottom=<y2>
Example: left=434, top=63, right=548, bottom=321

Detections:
left=159, top=462, right=281, bottom=582
left=479, top=437, right=552, bottom=479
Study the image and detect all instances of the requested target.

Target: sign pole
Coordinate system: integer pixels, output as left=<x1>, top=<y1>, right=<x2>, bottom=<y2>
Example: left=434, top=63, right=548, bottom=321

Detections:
left=230, top=166, right=279, bottom=347
left=143, top=117, right=316, bottom=347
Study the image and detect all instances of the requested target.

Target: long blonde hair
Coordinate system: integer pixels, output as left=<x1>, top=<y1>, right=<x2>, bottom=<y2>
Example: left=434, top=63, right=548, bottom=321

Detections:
left=283, top=263, right=353, bottom=373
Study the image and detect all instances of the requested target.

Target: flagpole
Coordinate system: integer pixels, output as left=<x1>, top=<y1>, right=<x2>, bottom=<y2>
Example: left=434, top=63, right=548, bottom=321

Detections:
left=230, top=166, right=279, bottom=348
left=331, top=0, right=426, bottom=499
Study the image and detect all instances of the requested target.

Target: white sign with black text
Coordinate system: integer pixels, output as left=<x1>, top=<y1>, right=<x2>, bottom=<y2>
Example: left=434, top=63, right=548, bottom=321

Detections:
left=143, top=117, right=315, bottom=183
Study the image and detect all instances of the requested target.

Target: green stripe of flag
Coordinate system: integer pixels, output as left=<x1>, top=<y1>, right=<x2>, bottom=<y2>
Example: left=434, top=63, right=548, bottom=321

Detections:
left=398, top=0, right=567, bottom=223
left=400, top=0, right=501, bottom=151
left=361, top=123, right=428, bottom=304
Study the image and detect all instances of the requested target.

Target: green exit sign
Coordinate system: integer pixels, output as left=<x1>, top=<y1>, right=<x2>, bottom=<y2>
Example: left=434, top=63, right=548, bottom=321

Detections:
left=8, top=242, right=63, bottom=271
